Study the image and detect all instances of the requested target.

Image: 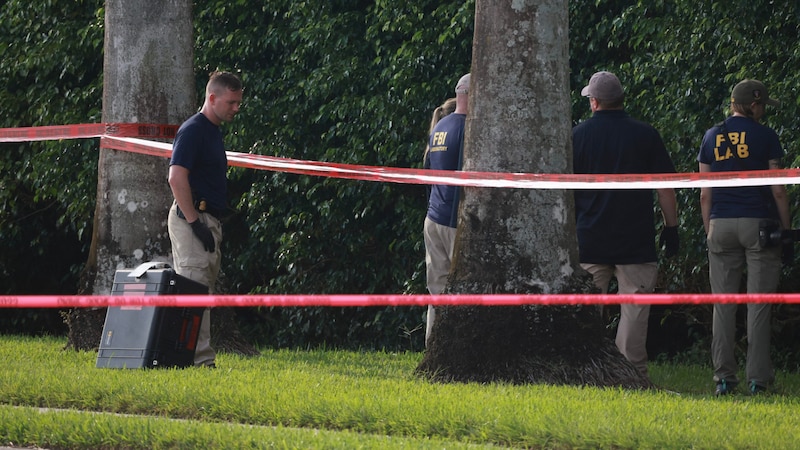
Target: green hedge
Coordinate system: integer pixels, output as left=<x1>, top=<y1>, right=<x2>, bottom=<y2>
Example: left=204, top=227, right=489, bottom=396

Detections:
left=3, top=1, right=800, bottom=360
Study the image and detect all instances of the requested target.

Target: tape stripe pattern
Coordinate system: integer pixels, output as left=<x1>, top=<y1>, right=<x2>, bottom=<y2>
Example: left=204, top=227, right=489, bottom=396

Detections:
left=3, top=122, right=797, bottom=189
left=3, top=123, right=797, bottom=308
left=0, top=123, right=178, bottom=142
left=2, top=293, right=798, bottom=308
left=101, top=135, right=800, bottom=190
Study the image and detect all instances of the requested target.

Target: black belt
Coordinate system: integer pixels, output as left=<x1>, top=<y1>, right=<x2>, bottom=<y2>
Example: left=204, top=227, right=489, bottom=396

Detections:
left=176, top=202, right=224, bottom=221
left=199, top=209, right=223, bottom=220
left=194, top=200, right=225, bottom=220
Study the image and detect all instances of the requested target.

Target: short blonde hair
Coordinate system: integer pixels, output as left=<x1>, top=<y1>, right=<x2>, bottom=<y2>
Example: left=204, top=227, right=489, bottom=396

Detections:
left=207, top=71, right=242, bottom=95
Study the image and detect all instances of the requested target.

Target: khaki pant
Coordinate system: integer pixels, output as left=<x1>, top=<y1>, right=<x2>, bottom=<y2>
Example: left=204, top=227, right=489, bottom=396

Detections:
left=423, top=217, right=457, bottom=347
left=581, top=262, right=658, bottom=375
left=168, top=202, right=222, bottom=367
left=707, top=218, right=779, bottom=386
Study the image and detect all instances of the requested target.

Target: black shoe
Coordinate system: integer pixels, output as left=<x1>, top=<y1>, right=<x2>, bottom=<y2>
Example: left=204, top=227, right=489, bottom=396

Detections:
left=715, top=380, right=737, bottom=396
left=749, top=381, right=767, bottom=395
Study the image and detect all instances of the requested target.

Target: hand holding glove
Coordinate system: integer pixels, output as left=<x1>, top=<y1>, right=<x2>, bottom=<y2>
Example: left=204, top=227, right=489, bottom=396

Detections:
left=190, top=220, right=215, bottom=252
left=659, top=226, right=679, bottom=258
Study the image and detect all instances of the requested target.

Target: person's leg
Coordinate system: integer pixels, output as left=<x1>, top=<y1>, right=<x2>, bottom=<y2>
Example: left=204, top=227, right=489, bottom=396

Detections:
left=614, top=263, right=657, bottom=375
left=192, top=309, right=214, bottom=366
left=707, top=218, right=745, bottom=386
left=425, top=304, right=436, bottom=347
left=580, top=263, right=613, bottom=320
left=424, top=217, right=452, bottom=295
left=745, top=303, right=773, bottom=388
left=168, top=204, right=219, bottom=367
left=423, top=217, right=456, bottom=346
left=579, top=263, right=613, bottom=294
left=741, top=218, right=779, bottom=388
left=711, top=303, right=739, bottom=385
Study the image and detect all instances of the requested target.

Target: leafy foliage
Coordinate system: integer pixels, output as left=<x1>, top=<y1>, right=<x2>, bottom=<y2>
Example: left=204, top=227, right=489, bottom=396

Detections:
left=0, top=0, right=103, bottom=333
left=193, top=0, right=473, bottom=349
left=4, top=0, right=800, bottom=360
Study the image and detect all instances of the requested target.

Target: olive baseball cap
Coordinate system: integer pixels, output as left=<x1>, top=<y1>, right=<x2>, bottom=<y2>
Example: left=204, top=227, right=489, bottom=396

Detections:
left=731, top=79, right=779, bottom=106
left=580, top=71, right=624, bottom=100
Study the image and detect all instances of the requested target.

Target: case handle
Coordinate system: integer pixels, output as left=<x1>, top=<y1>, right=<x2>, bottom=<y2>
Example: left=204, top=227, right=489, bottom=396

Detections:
left=128, top=261, right=171, bottom=279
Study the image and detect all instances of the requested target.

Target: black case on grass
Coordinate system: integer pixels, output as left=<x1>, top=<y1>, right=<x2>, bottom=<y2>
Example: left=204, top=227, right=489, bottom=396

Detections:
left=96, top=262, right=207, bottom=369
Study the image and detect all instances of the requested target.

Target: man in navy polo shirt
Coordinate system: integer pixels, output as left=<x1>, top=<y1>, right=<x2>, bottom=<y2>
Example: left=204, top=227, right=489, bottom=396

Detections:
left=168, top=70, right=243, bottom=368
left=572, top=71, right=679, bottom=377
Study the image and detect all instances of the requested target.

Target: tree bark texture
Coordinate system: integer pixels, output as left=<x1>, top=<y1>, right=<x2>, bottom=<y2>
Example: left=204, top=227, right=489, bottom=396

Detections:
left=416, top=0, right=652, bottom=389
left=68, top=0, right=196, bottom=351
left=84, top=0, right=195, bottom=296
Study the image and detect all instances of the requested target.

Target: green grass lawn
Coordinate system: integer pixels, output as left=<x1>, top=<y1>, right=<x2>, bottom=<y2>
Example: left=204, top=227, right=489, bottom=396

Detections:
left=1, top=335, right=799, bottom=449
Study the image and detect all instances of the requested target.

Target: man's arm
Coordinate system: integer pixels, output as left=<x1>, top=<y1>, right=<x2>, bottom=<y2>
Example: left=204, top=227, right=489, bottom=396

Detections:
left=655, top=186, right=679, bottom=257
left=699, top=163, right=712, bottom=234
left=168, top=165, right=199, bottom=223
left=769, top=158, right=791, bottom=230
left=656, top=187, right=678, bottom=227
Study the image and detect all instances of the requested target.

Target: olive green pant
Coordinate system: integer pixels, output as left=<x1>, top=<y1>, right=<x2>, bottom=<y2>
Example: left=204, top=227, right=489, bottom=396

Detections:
left=707, top=218, right=779, bottom=387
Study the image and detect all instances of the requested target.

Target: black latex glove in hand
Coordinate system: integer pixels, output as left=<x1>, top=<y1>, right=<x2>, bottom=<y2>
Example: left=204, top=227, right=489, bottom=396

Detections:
left=659, top=226, right=679, bottom=258
left=782, top=241, right=794, bottom=267
left=190, top=219, right=215, bottom=252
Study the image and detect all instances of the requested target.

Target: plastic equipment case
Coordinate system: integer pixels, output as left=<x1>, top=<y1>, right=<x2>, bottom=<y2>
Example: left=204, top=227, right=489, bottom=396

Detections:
left=96, top=262, right=207, bottom=369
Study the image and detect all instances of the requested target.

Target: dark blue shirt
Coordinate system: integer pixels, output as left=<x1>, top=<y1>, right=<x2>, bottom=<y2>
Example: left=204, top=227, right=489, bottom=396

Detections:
left=170, top=113, right=228, bottom=211
left=697, top=116, right=783, bottom=219
left=427, top=113, right=466, bottom=228
left=573, top=110, right=675, bottom=264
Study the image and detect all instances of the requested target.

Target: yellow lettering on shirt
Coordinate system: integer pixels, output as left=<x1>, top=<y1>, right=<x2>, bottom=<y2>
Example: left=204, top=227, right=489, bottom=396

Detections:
left=713, top=131, right=748, bottom=161
left=714, top=146, right=734, bottom=161
left=728, top=131, right=744, bottom=145
left=737, top=144, right=749, bottom=158
left=432, top=131, right=447, bottom=146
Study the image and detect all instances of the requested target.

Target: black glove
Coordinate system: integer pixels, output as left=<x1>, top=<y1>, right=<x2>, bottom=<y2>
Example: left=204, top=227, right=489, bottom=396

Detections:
left=659, top=226, right=679, bottom=258
left=190, top=220, right=215, bottom=252
left=782, top=241, right=794, bottom=266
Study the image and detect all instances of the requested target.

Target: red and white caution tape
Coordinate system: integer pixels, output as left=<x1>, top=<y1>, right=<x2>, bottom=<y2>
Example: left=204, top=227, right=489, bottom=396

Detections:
left=101, top=136, right=800, bottom=189
left=0, top=123, right=178, bottom=142
left=5, top=123, right=798, bottom=188
left=2, top=293, right=798, bottom=308
left=3, top=123, right=800, bottom=306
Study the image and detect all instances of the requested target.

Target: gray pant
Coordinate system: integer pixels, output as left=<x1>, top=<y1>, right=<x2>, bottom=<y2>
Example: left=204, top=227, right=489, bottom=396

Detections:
left=168, top=202, right=221, bottom=367
left=707, top=218, right=779, bottom=386
left=423, top=217, right=456, bottom=347
left=581, top=262, right=658, bottom=376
